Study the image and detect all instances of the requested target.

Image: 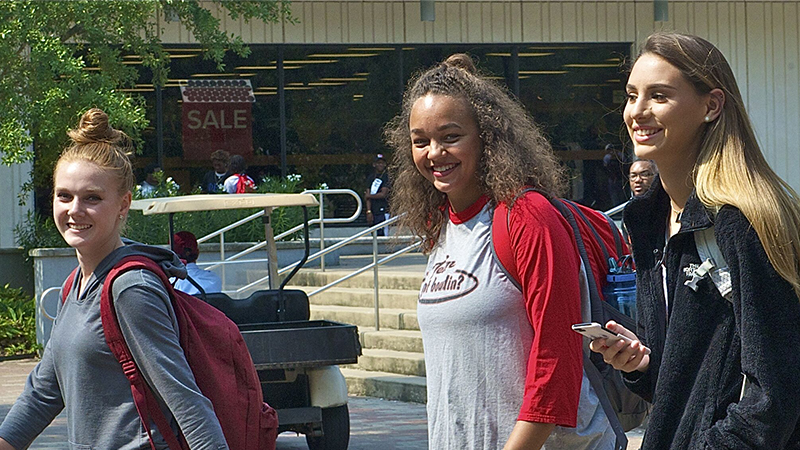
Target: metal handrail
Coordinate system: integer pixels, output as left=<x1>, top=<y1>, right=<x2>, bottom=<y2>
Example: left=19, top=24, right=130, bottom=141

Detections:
left=233, top=214, right=407, bottom=294
left=313, top=240, right=422, bottom=330
left=201, top=189, right=362, bottom=275
left=295, top=214, right=416, bottom=330
left=197, top=210, right=264, bottom=244
left=605, top=200, right=629, bottom=217
left=37, top=199, right=628, bottom=332
left=39, top=287, right=62, bottom=322
left=301, top=201, right=631, bottom=330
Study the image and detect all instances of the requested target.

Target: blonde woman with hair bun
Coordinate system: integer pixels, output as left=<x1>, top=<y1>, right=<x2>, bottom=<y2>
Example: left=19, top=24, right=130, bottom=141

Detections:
left=0, top=109, right=228, bottom=450
left=590, top=33, right=800, bottom=449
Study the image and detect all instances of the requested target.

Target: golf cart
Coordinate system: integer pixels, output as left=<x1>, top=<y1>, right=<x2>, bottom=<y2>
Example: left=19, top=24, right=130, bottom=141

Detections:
left=130, top=193, right=361, bottom=450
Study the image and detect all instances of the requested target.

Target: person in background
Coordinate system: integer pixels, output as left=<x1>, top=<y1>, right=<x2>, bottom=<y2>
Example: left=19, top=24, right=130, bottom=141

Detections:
left=386, top=53, right=616, bottom=450
left=172, top=231, right=222, bottom=296
left=364, top=153, right=391, bottom=236
left=628, top=159, right=658, bottom=198
left=201, top=149, right=230, bottom=193
left=590, top=32, right=800, bottom=449
left=622, top=159, right=660, bottom=246
left=223, top=154, right=256, bottom=194
left=0, top=108, right=227, bottom=450
left=138, top=162, right=161, bottom=196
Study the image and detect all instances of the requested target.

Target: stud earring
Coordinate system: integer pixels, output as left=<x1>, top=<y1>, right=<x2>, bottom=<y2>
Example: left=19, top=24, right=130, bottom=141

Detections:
left=119, top=214, right=124, bottom=220
left=704, top=116, right=712, bottom=122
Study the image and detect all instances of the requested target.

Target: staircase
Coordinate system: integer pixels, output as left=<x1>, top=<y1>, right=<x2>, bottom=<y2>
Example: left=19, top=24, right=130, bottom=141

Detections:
left=286, top=253, right=428, bottom=404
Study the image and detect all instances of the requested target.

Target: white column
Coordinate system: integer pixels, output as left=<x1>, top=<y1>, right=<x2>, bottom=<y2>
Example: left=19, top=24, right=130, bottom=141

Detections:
left=0, top=159, right=33, bottom=249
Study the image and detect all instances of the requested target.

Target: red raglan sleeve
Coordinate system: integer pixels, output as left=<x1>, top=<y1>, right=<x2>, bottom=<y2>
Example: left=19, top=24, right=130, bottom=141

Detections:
left=505, top=192, right=584, bottom=427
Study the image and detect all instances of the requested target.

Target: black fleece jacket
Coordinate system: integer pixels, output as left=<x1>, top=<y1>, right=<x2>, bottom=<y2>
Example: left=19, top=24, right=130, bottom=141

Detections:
left=622, top=177, right=800, bottom=449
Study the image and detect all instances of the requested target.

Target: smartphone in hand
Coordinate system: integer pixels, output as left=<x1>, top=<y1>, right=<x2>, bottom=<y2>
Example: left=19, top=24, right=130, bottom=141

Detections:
left=571, top=322, right=651, bottom=355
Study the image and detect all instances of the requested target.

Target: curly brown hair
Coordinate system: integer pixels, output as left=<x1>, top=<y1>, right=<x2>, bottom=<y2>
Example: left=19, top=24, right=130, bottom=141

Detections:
left=385, top=53, right=566, bottom=252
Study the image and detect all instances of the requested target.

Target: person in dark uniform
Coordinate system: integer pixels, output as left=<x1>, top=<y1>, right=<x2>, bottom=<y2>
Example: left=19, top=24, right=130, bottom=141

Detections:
left=201, top=149, right=230, bottom=193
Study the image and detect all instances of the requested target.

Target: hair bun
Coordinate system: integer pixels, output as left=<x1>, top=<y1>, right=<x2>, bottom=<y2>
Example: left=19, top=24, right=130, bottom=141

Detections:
left=444, top=53, right=477, bottom=74
left=68, top=108, right=123, bottom=145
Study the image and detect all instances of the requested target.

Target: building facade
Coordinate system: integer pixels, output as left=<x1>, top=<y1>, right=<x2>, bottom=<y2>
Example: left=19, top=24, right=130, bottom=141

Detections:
left=151, top=0, right=800, bottom=198
left=4, top=1, right=800, bottom=249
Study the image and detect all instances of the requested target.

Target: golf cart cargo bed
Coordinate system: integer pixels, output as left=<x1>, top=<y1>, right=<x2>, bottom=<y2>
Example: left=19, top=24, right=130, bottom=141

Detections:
left=131, top=193, right=361, bottom=445
left=240, top=320, right=361, bottom=369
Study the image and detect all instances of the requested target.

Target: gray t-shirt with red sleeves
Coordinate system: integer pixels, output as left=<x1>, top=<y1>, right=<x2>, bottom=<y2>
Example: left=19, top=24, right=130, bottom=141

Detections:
left=418, top=202, right=616, bottom=450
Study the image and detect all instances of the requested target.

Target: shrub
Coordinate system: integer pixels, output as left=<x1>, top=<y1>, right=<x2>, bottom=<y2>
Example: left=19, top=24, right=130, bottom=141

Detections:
left=14, top=211, right=69, bottom=257
left=0, top=284, right=39, bottom=357
left=15, top=174, right=322, bottom=250
left=125, top=174, right=311, bottom=244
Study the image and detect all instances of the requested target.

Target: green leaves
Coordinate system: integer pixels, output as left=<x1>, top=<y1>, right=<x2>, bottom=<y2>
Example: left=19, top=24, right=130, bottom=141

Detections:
left=13, top=211, right=66, bottom=257
left=0, top=284, right=38, bottom=357
left=0, top=0, right=291, bottom=196
left=15, top=175, right=310, bottom=249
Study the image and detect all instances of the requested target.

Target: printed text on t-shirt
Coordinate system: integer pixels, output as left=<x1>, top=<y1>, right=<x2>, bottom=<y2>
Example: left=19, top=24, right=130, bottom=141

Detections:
left=419, top=255, right=479, bottom=304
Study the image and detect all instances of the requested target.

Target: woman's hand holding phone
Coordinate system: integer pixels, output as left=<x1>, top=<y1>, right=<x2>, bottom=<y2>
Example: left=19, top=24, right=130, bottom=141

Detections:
left=584, top=321, right=650, bottom=373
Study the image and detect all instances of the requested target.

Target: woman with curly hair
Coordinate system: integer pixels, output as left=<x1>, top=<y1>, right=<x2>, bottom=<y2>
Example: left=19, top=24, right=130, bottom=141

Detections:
left=386, top=54, right=616, bottom=450
left=591, top=32, right=800, bottom=448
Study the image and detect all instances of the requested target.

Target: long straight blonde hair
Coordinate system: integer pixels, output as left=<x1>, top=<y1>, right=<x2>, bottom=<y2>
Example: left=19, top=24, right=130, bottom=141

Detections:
left=641, top=33, right=800, bottom=298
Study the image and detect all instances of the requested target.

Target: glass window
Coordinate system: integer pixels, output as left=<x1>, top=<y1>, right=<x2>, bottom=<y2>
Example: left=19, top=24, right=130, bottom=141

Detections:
left=515, top=44, right=631, bottom=209
left=280, top=45, right=400, bottom=192
left=133, top=42, right=631, bottom=211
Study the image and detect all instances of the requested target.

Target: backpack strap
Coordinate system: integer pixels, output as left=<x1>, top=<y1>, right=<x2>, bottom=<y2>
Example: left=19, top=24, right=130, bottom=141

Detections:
left=583, top=353, right=627, bottom=450
left=689, top=226, right=750, bottom=398
left=101, top=255, right=187, bottom=450
left=603, top=212, right=624, bottom=258
left=687, top=226, right=733, bottom=300
left=61, top=268, right=79, bottom=304
left=491, top=192, right=627, bottom=450
left=562, top=199, right=612, bottom=266
left=549, top=199, right=606, bottom=324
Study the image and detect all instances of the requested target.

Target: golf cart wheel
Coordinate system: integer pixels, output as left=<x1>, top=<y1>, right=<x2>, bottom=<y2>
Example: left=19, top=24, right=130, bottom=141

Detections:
left=306, top=404, right=350, bottom=450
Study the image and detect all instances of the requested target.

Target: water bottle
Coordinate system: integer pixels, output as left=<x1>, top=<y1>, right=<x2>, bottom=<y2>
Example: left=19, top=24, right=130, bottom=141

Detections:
left=603, top=256, right=637, bottom=322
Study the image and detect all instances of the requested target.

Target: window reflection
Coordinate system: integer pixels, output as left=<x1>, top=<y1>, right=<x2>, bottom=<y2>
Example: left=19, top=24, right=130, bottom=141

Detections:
left=134, top=43, right=630, bottom=211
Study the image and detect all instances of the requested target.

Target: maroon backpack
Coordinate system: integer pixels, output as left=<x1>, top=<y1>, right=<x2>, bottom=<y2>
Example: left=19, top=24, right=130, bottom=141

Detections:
left=62, top=255, right=278, bottom=450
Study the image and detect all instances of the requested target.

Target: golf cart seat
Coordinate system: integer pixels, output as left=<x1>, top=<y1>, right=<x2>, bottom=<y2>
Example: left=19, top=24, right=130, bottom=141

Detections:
left=203, top=289, right=311, bottom=325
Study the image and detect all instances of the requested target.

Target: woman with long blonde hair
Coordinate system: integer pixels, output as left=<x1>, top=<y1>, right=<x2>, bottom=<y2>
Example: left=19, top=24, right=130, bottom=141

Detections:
left=592, top=32, right=800, bottom=448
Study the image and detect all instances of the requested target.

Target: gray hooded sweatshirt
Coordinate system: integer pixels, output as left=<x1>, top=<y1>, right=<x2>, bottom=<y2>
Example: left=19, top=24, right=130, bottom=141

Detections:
left=0, top=241, right=228, bottom=450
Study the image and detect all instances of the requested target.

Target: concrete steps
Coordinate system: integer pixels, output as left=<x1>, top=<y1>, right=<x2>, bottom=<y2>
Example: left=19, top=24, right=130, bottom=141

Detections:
left=360, top=328, right=424, bottom=353
left=340, top=368, right=427, bottom=404
left=310, top=305, right=419, bottom=331
left=297, top=286, right=418, bottom=310
left=290, top=270, right=425, bottom=291
left=344, top=348, right=426, bottom=377
left=288, top=254, right=428, bottom=403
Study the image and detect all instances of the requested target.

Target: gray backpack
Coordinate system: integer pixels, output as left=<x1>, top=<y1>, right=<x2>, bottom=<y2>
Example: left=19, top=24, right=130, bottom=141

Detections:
left=687, top=227, right=750, bottom=398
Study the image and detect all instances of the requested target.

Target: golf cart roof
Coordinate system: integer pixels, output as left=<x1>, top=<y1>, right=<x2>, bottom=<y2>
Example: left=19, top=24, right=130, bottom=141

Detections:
left=131, top=193, right=319, bottom=215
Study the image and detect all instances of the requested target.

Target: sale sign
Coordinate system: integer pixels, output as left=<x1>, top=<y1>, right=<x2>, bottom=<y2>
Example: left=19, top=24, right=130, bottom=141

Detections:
left=181, top=80, right=255, bottom=161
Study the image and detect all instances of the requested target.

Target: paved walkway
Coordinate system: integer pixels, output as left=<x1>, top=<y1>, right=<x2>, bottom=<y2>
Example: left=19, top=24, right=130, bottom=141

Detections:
left=1, top=356, right=643, bottom=450
left=0, top=359, right=428, bottom=449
